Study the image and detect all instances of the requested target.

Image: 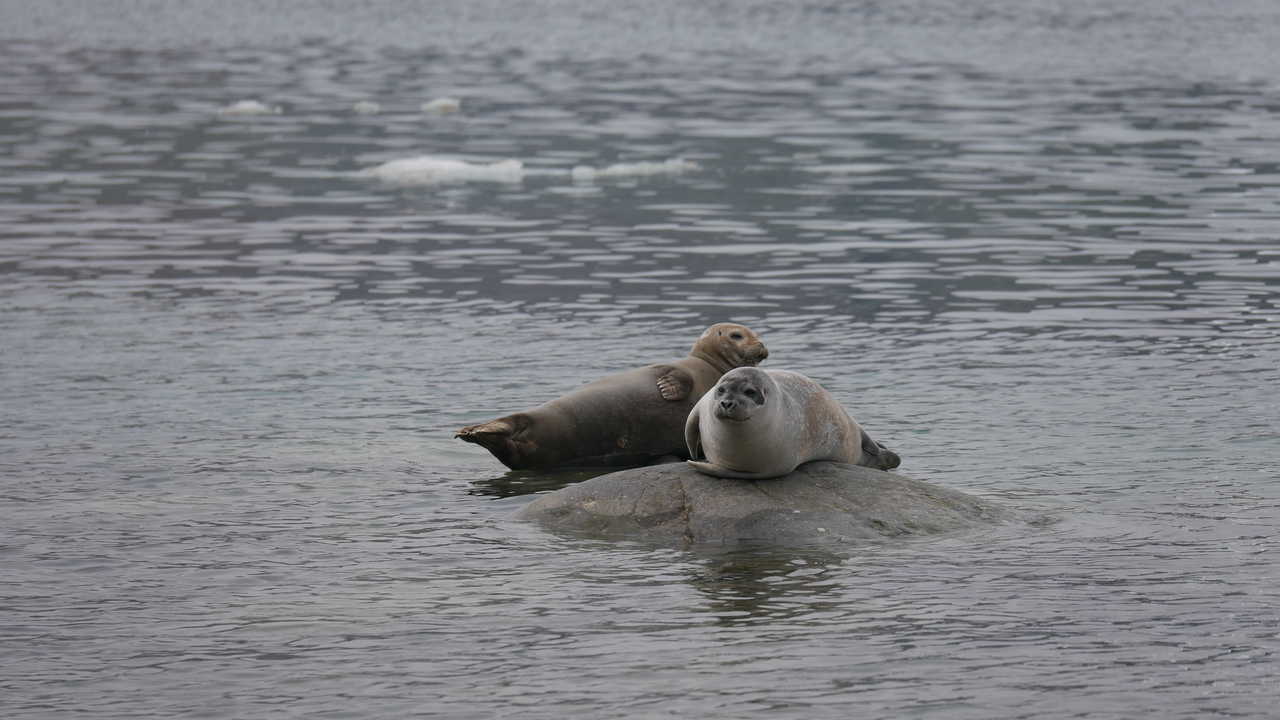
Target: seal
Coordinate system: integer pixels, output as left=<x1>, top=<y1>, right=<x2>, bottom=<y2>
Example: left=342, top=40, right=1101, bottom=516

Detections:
left=685, top=367, right=900, bottom=479
left=455, top=323, right=769, bottom=470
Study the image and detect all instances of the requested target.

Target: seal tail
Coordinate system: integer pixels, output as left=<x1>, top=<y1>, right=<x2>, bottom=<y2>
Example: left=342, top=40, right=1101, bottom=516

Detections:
left=455, top=415, right=531, bottom=470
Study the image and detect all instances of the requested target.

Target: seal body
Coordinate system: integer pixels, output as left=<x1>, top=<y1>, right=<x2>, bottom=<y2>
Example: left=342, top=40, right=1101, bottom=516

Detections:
left=685, top=367, right=900, bottom=479
left=456, top=323, right=768, bottom=470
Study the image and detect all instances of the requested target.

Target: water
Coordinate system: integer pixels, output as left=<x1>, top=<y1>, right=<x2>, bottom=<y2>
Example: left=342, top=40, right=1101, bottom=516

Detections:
left=3, top=1, right=1280, bottom=717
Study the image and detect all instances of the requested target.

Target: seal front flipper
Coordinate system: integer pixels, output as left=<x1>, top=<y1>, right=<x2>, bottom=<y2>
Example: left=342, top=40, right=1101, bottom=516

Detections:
left=684, top=405, right=703, bottom=459
left=654, top=365, right=695, bottom=401
left=686, top=460, right=779, bottom=480
left=859, top=430, right=901, bottom=471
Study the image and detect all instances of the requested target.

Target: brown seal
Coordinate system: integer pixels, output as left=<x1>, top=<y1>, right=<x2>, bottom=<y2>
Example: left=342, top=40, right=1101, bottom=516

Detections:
left=455, top=323, right=769, bottom=470
left=685, top=367, right=900, bottom=479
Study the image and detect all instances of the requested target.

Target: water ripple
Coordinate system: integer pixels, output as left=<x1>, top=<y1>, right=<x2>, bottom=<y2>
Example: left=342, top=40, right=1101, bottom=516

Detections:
left=4, top=7, right=1280, bottom=719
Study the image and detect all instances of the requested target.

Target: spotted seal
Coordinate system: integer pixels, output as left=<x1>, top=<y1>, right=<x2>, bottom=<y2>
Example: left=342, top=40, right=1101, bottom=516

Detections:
left=685, top=367, right=900, bottom=479
left=456, top=323, right=768, bottom=470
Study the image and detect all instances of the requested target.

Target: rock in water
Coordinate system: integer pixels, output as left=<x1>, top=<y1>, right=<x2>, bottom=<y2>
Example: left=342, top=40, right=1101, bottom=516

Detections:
left=515, top=461, right=1013, bottom=545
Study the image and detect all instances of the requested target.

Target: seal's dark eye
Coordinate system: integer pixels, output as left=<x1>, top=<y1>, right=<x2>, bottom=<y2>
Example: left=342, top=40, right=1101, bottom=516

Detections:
left=744, top=389, right=757, bottom=397
left=716, top=387, right=726, bottom=394
left=730, top=332, right=744, bottom=340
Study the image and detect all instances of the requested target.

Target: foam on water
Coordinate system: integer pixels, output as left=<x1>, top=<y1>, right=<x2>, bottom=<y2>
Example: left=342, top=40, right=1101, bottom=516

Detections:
left=352, top=100, right=381, bottom=115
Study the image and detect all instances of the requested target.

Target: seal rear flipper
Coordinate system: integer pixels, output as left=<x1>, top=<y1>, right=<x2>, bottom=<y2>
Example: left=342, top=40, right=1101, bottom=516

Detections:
left=654, top=366, right=695, bottom=401
left=455, top=414, right=535, bottom=470
left=686, top=460, right=783, bottom=480
left=859, top=430, right=902, bottom=471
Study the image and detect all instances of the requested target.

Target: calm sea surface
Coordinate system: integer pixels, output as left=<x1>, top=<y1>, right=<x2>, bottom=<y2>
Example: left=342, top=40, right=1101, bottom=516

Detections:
left=3, top=1, right=1279, bottom=718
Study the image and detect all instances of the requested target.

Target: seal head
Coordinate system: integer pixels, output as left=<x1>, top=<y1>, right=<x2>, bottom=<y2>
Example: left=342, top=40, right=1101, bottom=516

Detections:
left=711, top=367, right=769, bottom=422
left=689, top=323, right=769, bottom=374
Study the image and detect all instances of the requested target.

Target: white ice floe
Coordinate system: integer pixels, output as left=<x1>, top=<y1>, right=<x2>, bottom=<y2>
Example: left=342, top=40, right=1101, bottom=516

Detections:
left=421, top=97, right=462, bottom=114
left=359, top=155, right=698, bottom=187
left=352, top=100, right=382, bottom=115
left=218, top=100, right=281, bottom=116
left=801, top=163, right=895, bottom=174
left=359, top=156, right=524, bottom=185
left=570, top=158, right=697, bottom=182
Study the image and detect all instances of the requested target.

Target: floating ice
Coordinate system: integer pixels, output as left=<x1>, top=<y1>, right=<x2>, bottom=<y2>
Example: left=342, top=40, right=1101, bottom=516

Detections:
left=359, top=155, right=697, bottom=186
left=802, top=163, right=896, bottom=174
left=352, top=100, right=381, bottom=115
left=421, top=97, right=462, bottom=114
left=359, top=156, right=524, bottom=185
left=571, top=158, right=697, bottom=182
left=218, top=100, right=281, bottom=116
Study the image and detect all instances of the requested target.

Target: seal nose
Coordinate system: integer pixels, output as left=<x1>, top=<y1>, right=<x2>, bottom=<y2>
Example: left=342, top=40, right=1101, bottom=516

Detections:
left=720, top=398, right=735, bottom=411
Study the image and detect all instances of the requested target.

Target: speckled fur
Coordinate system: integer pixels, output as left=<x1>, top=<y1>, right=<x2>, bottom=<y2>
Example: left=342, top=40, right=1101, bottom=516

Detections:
left=685, top=367, right=897, bottom=479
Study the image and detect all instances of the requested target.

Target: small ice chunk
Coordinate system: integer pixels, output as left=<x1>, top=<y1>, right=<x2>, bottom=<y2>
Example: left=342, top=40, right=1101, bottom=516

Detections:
left=359, top=155, right=523, bottom=185
left=571, top=158, right=697, bottom=182
left=421, top=97, right=461, bottom=114
left=352, top=100, right=381, bottom=115
left=218, top=100, right=281, bottom=116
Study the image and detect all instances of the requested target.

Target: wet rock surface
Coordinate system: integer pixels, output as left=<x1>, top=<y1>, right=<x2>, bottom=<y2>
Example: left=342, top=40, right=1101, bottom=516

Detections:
left=515, top=461, right=1014, bottom=545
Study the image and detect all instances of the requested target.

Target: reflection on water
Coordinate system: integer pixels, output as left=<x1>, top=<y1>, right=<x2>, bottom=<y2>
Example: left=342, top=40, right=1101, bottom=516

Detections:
left=468, top=466, right=617, bottom=499
left=687, top=546, right=847, bottom=625
left=3, top=1, right=1280, bottom=718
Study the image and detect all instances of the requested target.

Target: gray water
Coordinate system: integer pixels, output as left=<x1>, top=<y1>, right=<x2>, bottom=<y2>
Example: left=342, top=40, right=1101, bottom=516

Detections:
left=3, top=1, right=1280, bottom=718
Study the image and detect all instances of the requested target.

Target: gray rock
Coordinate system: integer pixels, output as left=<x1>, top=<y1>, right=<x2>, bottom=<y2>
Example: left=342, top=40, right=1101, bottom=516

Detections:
left=515, top=461, right=1013, bottom=546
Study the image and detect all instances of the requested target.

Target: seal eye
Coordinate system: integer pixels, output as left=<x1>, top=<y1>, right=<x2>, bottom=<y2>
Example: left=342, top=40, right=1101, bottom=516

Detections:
left=730, top=332, right=744, bottom=340
left=744, top=389, right=757, bottom=397
left=716, top=386, right=726, bottom=394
